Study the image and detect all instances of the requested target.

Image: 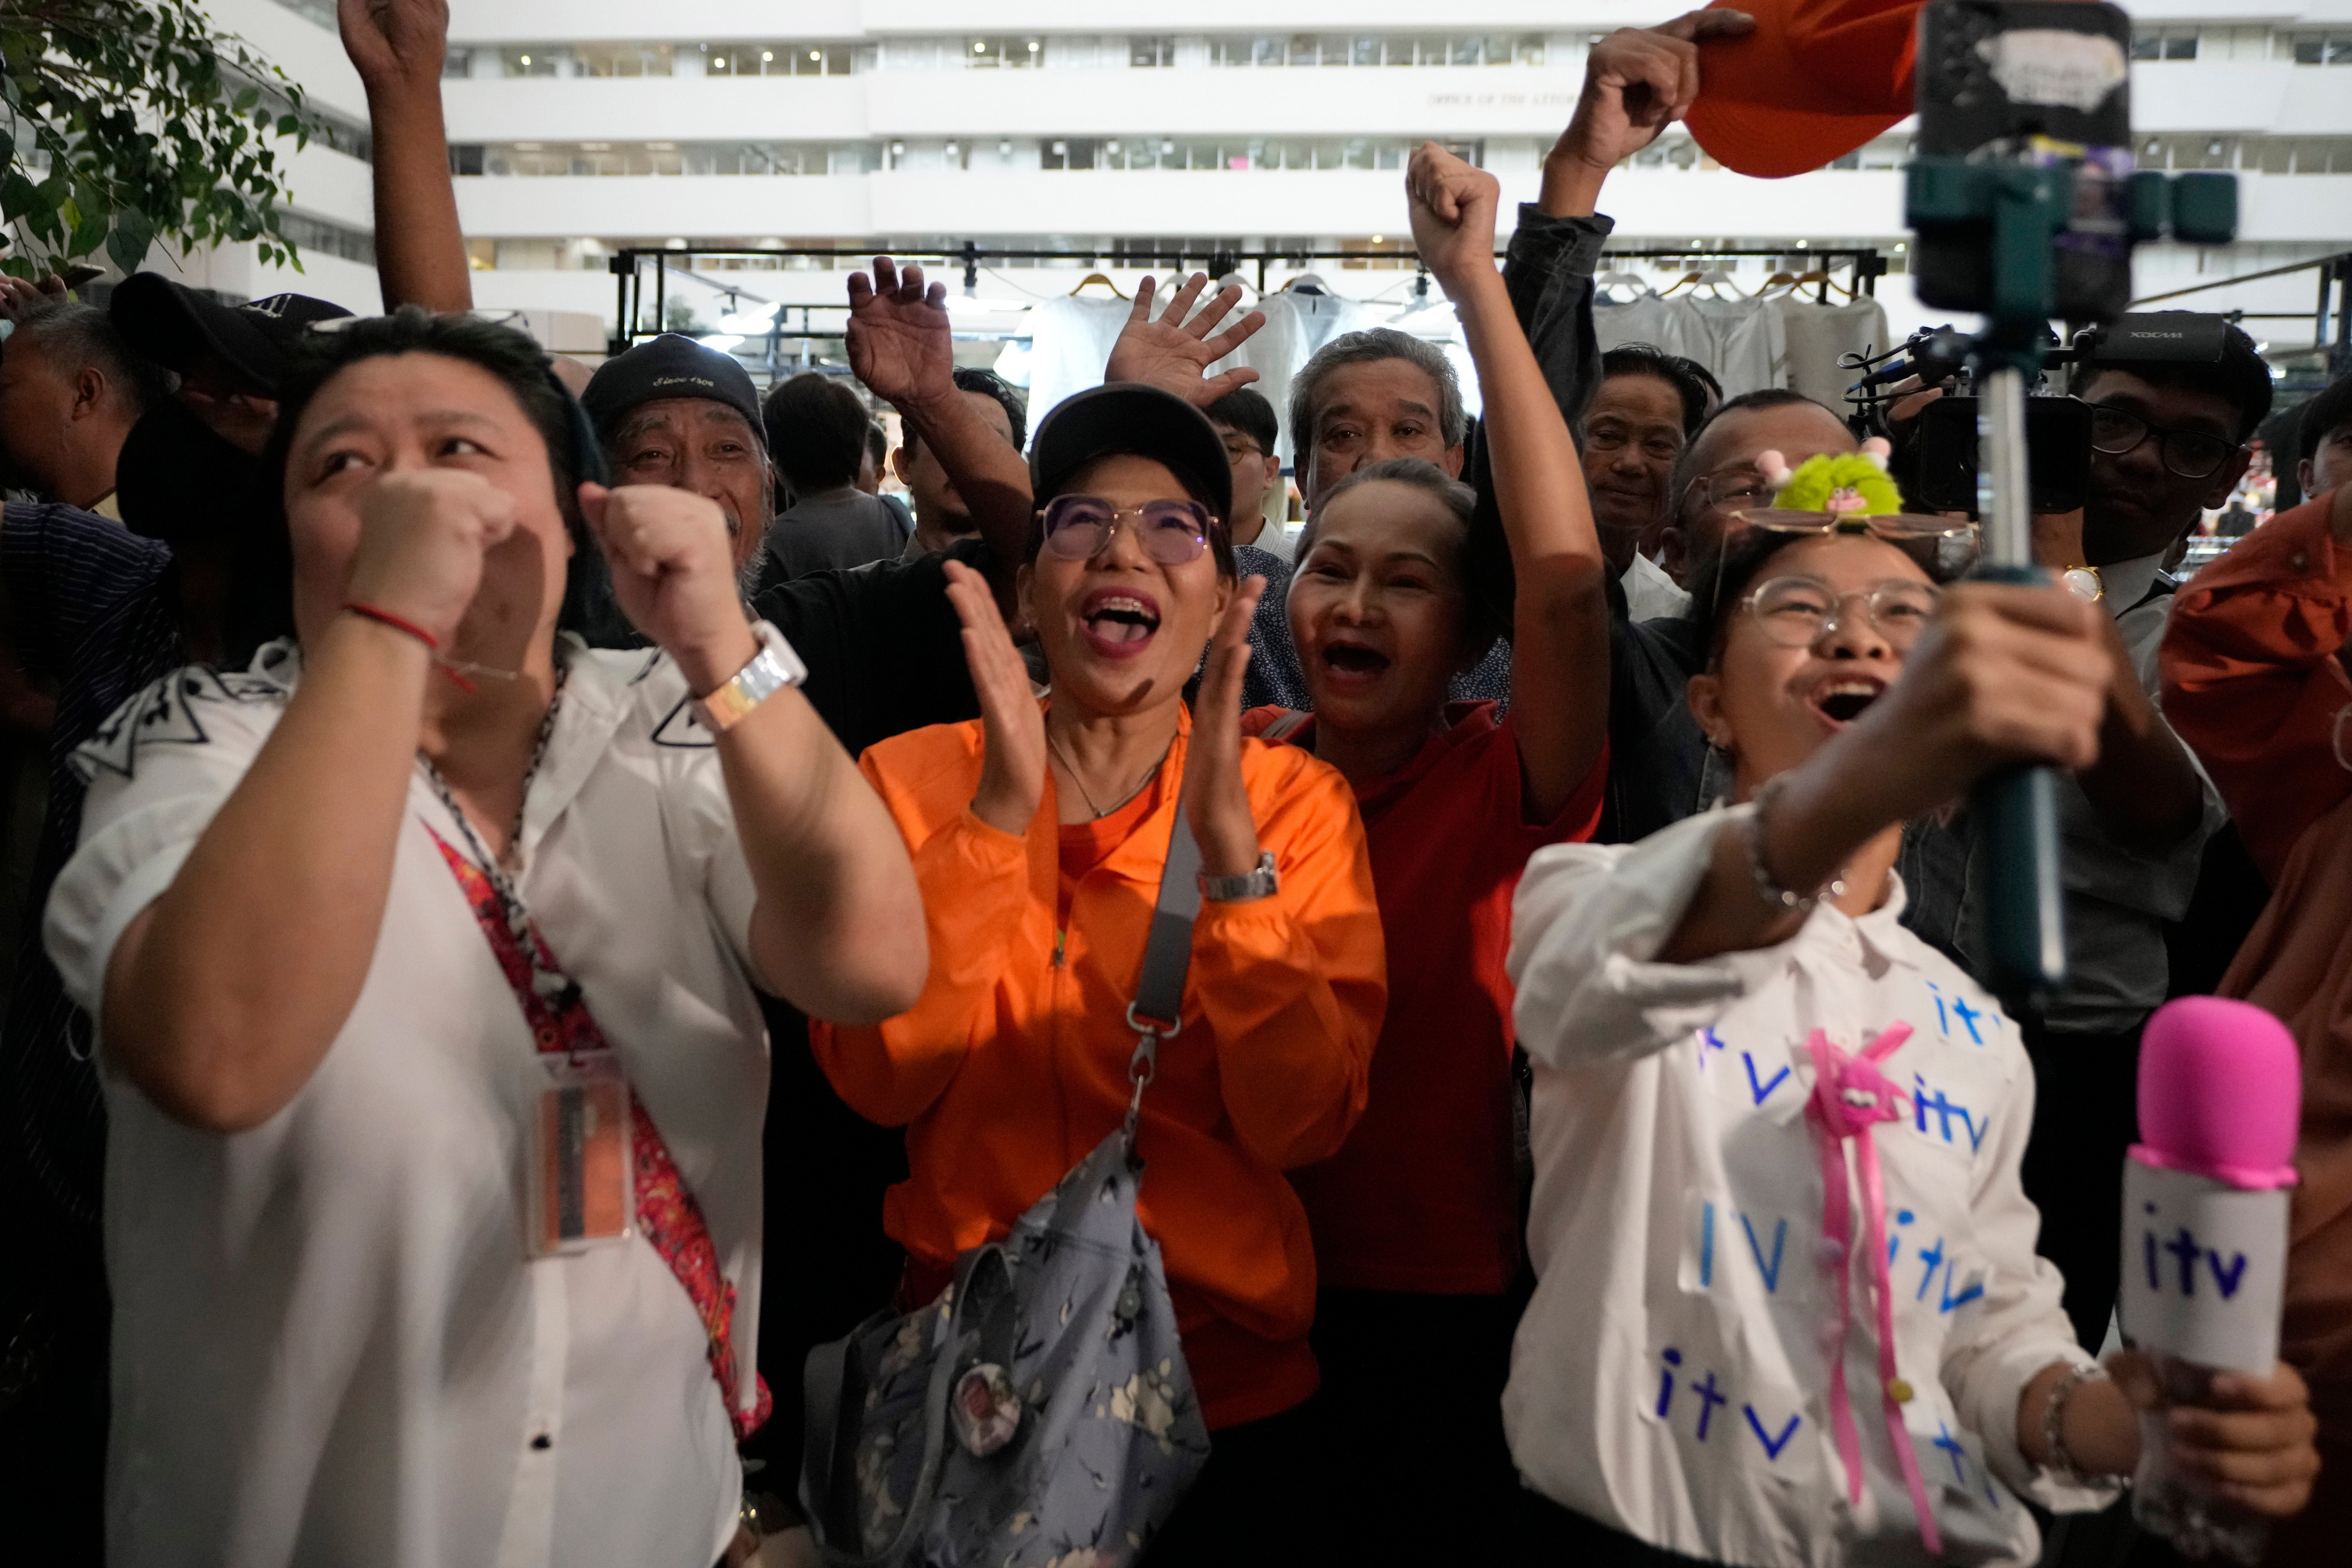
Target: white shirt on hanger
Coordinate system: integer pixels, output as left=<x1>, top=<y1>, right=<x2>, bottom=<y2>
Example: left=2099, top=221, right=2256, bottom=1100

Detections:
left=1779, top=297, right=1893, bottom=412
left=1020, top=293, right=1134, bottom=429
left=1504, top=807, right=2113, bottom=1566
left=46, top=637, right=769, bottom=1568
left=1592, top=283, right=1719, bottom=374
left=1691, top=293, right=1788, bottom=399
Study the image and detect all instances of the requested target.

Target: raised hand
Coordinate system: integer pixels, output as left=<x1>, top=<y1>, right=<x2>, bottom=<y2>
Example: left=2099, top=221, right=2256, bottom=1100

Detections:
left=338, top=0, right=451, bottom=95
left=1181, top=576, right=1268, bottom=879
left=946, top=559, right=1046, bottom=836
left=0, top=273, right=68, bottom=323
left=1103, top=273, right=1266, bottom=408
left=578, top=482, right=756, bottom=693
left=1543, top=10, right=1755, bottom=215
left=1405, top=142, right=1503, bottom=296
left=343, top=468, right=518, bottom=646
left=846, top=257, right=956, bottom=412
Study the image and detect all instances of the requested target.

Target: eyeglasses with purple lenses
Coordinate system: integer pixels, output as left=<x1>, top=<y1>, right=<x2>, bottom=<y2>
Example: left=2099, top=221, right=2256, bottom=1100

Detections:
left=1039, top=495, right=1213, bottom=564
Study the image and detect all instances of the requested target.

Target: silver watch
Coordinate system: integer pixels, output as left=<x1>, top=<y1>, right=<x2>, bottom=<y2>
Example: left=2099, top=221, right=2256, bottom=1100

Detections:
left=691, top=620, right=806, bottom=733
left=1200, top=851, right=1278, bottom=903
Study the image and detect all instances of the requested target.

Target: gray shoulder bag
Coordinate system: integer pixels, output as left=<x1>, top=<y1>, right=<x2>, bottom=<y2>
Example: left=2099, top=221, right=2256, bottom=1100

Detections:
left=798, top=808, right=1214, bottom=1566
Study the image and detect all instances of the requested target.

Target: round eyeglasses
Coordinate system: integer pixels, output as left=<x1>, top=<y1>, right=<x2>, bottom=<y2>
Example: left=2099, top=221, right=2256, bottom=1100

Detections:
left=1739, top=575, right=1941, bottom=649
left=2086, top=404, right=2239, bottom=481
left=1039, top=495, right=1213, bottom=564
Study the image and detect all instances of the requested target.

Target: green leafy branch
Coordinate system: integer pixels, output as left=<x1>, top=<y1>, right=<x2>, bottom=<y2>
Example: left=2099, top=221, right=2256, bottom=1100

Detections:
left=0, top=0, right=322, bottom=279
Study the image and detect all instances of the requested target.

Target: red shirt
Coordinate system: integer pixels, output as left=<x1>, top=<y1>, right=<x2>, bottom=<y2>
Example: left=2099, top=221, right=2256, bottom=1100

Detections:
left=1243, top=701, right=1606, bottom=1293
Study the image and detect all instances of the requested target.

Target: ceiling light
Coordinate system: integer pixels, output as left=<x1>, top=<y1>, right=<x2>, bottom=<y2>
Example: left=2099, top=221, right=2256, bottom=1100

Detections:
left=518, top=53, right=530, bottom=65
left=974, top=40, right=986, bottom=53
left=1000, top=139, right=1013, bottom=156
left=809, top=50, right=820, bottom=62
left=762, top=51, right=773, bottom=62
left=1107, top=140, right=1121, bottom=154
left=697, top=334, right=744, bottom=352
left=1371, top=234, right=1384, bottom=243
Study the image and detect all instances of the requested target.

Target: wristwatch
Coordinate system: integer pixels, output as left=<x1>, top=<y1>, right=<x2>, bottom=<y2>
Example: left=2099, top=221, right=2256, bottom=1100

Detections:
left=692, top=620, right=807, bottom=733
left=1200, top=851, right=1279, bottom=903
left=2059, top=565, right=2105, bottom=603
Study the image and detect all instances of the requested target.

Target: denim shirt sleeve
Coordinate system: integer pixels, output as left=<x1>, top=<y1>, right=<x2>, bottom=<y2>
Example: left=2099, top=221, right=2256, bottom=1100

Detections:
left=1502, top=204, right=1616, bottom=434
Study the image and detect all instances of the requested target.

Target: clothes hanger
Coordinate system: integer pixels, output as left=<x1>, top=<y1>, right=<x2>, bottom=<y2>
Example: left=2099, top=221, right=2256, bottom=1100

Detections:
left=1594, top=270, right=1655, bottom=303
left=1693, top=268, right=1747, bottom=301
left=1658, top=269, right=1704, bottom=296
left=1068, top=272, right=1128, bottom=299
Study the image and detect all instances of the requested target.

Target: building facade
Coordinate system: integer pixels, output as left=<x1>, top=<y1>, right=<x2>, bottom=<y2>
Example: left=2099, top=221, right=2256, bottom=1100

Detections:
left=192, top=0, right=2352, bottom=377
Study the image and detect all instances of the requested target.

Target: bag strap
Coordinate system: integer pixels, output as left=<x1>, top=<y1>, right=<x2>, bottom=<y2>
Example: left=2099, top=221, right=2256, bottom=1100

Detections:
left=1121, top=806, right=1203, bottom=1138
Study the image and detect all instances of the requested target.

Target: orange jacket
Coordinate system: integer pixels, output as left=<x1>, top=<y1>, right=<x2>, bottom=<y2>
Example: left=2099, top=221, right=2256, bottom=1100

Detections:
left=809, top=704, right=1387, bottom=1429
left=2160, top=488, right=2349, bottom=881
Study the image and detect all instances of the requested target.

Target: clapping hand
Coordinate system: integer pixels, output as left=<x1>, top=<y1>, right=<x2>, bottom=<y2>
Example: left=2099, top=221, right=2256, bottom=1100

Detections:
left=1104, top=273, right=1266, bottom=408
left=845, top=258, right=956, bottom=413
left=1405, top=143, right=1503, bottom=297
left=946, top=559, right=1047, bottom=837
left=1180, top=576, right=1268, bottom=880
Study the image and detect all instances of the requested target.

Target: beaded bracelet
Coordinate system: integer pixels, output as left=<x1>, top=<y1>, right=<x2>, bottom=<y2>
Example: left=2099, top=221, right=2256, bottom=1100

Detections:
left=1746, top=776, right=1846, bottom=914
left=2041, top=1361, right=2110, bottom=1488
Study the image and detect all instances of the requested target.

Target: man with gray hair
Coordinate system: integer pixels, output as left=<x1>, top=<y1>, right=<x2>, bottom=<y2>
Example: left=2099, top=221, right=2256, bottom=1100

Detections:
left=0, top=299, right=169, bottom=515
left=1247, top=327, right=1487, bottom=710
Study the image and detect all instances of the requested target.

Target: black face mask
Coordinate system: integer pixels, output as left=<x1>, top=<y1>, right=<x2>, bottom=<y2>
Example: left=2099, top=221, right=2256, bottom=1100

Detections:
left=115, top=396, right=270, bottom=550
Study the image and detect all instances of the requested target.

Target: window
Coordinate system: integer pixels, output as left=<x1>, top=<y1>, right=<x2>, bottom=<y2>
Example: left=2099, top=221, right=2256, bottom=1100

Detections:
left=501, top=48, right=558, bottom=77
left=1131, top=36, right=1174, bottom=67
left=2131, top=28, right=2198, bottom=60
left=967, top=36, right=1042, bottom=67
left=1041, top=138, right=1100, bottom=170
left=575, top=43, right=673, bottom=77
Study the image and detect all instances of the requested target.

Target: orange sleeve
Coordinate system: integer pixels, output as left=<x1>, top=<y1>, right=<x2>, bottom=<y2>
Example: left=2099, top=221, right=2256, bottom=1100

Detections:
left=808, top=757, right=1031, bottom=1128
left=1190, top=751, right=1387, bottom=1171
left=2160, top=488, right=2352, bottom=882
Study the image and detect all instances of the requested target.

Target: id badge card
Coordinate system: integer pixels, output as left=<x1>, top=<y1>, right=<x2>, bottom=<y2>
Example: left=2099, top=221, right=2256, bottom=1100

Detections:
left=528, top=1051, right=634, bottom=1255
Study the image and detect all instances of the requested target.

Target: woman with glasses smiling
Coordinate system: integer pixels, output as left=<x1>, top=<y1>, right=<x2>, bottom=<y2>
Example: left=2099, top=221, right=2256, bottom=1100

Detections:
left=809, top=381, right=1385, bottom=1561
left=1499, top=512, right=2322, bottom=1565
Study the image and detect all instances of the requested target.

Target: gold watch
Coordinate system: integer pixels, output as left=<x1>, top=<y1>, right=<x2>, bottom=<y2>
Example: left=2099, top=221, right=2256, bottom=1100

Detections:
left=2059, top=565, right=2104, bottom=603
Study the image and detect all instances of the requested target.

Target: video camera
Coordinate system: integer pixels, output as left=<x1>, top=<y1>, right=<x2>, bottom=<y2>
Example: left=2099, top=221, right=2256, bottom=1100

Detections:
left=1844, top=313, right=2240, bottom=515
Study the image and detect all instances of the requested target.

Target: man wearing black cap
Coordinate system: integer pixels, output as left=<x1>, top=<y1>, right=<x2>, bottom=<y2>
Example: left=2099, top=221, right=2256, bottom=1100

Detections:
left=582, top=332, right=778, bottom=580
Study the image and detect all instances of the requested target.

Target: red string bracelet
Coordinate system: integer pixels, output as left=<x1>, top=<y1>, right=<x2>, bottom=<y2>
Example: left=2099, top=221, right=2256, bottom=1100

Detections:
left=342, top=601, right=439, bottom=651
left=341, top=602, right=476, bottom=691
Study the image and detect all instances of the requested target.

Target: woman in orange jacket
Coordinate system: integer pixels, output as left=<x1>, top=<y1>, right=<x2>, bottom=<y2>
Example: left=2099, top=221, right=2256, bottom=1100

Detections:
left=809, top=375, right=1387, bottom=1562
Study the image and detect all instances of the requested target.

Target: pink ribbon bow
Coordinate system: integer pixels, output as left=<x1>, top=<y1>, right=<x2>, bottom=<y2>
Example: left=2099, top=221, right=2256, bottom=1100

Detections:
left=1802, top=1024, right=1942, bottom=1557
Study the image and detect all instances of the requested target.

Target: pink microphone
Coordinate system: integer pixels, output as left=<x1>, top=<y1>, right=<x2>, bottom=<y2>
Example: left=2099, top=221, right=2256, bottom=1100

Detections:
left=2122, top=996, right=2301, bottom=1564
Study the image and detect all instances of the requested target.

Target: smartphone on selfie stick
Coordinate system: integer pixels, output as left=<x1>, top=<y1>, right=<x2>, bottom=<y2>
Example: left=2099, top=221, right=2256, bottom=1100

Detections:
left=1905, top=0, right=2236, bottom=1011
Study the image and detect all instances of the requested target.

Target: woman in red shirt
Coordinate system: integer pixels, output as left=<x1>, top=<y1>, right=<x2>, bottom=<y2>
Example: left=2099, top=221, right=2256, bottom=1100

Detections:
left=1246, top=146, right=1613, bottom=1549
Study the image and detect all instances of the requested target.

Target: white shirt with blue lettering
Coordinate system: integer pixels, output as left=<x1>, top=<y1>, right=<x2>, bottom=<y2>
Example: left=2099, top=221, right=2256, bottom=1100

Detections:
left=1504, top=805, right=2119, bottom=1566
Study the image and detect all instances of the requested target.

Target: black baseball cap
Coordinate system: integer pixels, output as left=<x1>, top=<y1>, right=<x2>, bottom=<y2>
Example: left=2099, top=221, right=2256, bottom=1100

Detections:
left=1030, top=383, right=1233, bottom=523
left=109, top=274, right=354, bottom=394
left=580, top=333, right=762, bottom=440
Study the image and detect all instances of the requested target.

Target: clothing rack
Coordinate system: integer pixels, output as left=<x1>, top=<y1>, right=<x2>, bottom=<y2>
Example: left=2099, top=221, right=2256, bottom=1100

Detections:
left=605, top=241, right=1889, bottom=354
left=1595, top=247, right=1888, bottom=305
left=2127, top=248, right=2352, bottom=375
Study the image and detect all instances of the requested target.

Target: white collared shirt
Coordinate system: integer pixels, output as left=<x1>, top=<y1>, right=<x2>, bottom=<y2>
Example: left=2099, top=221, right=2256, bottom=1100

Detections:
left=45, top=637, right=767, bottom=1568
left=1505, top=808, right=2115, bottom=1566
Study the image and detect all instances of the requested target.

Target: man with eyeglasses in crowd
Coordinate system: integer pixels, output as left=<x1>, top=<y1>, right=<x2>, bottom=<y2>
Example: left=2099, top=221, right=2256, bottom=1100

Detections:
left=1893, top=317, right=2267, bottom=1352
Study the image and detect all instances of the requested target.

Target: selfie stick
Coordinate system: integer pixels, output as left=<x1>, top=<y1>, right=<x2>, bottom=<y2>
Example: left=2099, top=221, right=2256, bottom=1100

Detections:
left=1905, top=1, right=2235, bottom=1009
